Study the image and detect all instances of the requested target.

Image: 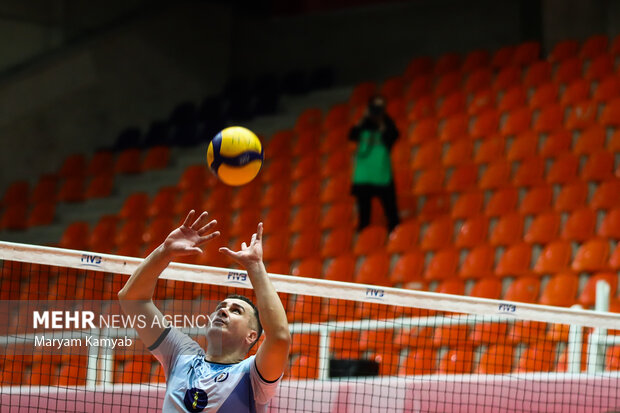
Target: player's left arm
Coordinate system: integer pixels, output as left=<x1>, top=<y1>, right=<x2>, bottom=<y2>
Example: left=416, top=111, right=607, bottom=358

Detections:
left=219, top=223, right=291, bottom=381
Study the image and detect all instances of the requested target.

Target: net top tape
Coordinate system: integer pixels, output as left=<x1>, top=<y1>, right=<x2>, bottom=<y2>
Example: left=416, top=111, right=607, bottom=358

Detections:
left=1, top=241, right=619, bottom=330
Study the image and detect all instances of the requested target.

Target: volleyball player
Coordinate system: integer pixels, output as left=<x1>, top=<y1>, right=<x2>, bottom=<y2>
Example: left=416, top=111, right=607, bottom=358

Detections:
left=118, top=210, right=291, bottom=412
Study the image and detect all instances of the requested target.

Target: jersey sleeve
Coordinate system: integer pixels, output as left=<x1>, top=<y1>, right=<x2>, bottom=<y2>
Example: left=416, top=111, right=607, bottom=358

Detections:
left=148, top=327, right=202, bottom=378
left=249, top=356, right=282, bottom=405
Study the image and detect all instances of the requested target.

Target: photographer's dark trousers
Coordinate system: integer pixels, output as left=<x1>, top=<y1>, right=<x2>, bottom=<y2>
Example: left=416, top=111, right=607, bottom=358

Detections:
left=352, top=182, right=400, bottom=232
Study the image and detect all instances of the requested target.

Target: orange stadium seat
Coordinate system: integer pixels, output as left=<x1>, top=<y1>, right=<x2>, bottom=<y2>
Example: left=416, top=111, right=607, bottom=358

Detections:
left=504, top=276, right=540, bottom=303
left=534, top=103, right=563, bottom=133
left=513, top=41, right=540, bottom=66
left=413, top=167, right=445, bottom=195
left=443, top=139, right=473, bottom=167
left=320, top=201, right=355, bottom=230
left=354, top=225, right=387, bottom=256
left=490, top=212, right=523, bottom=246
left=553, top=57, right=583, bottom=85
left=86, top=151, right=114, bottom=175
left=491, top=45, right=515, bottom=68
left=290, top=178, right=321, bottom=205
left=561, top=208, right=596, bottom=242
left=424, top=247, right=459, bottom=281
left=30, top=361, right=60, bottom=386
left=477, top=344, right=514, bottom=374
left=479, top=160, right=510, bottom=190
left=439, top=113, right=468, bottom=142
left=433, top=323, right=471, bottom=347
left=320, top=173, right=351, bottom=204
left=524, top=60, right=552, bottom=88
left=446, top=163, right=478, bottom=192
left=412, top=141, right=442, bottom=170
left=517, top=342, right=556, bottom=372
left=534, top=240, right=572, bottom=275
left=600, top=98, right=620, bottom=127
left=546, top=152, right=579, bottom=184
left=323, top=103, right=351, bottom=131
left=59, top=222, right=90, bottom=250
left=525, top=211, right=561, bottom=244
left=324, top=254, right=355, bottom=283
left=380, top=76, right=406, bottom=99
left=322, top=150, right=352, bottom=178
left=295, top=108, right=323, bottom=133
left=292, top=258, right=323, bottom=278
left=119, top=192, right=149, bottom=220
left=455, top=215, right=488, bottom=249
left=464, top=68, right=492, bottom=94
left=1, top=204, right=28, bottom=230
left=579, top=34, right=608, bottom=60
left=452, top=191, right=484, bottom=219
left=549, top=39, right=579, bottom=63
left=394, top=327, right=434, bottom=350
left=58, top=176, right=85, bottom=203
left=613, top=33, right=620, bottom=56
left=405, top=80, right=433, bottom=106
left=566, top=99, right=597, bottom=130
left=115, top=148, right=142, bottom=174
left=501, top=106, right=532, bottom=136
left=498, top=85, right=528, bottom=113
left=581, top=151, right=614, bottom=182
left=434, top=71, right=462, bottom=98
left=560, top=78, right=590, bottom=108
left=540, top=129, right=571, bottom=158
left=261, top=159, right=291, bottom=185
left=2, top=180, right=29, bottom=207
left=88, top=215, right=118, bottom=253
left=390, top=250, right=425, bottom=286
left=399, top=348, right=436, bottom=375
left=474, top=135, right=504, bottom=163
left=471, top=276, right=502, bottom=298
left=260, top=182, right=290, bottom=210
left=434, top=52, right=461, bottom=76
left=405, top=56, right=434, bottom=79
left=25, top=202, right=55, bottom=227
left=85, top=171, right=114, bottom=199
left=421, top=216, right=453, bottom=251
left=574, top=125, right=605, bottom=155
left=495, top=243, right=532, bottom=277
left=419, top=193, right=451, bottom=221
left=147, top=187, right=178, bottom=218
left=530, top=82, right=559, bottom=110
left=386, top=219, right=419, bottom=254
left=459, top=244, right=495, bottom=279
left=436, top=278, right=466, bottom=295
left=231, top=183, right=261, bottom=210
left=572, top=238, right=610, bottom=273
left=539, top=272, right=578, bottom=307
left=513, top=156, right=545, bottom=187
left=58, top=154, right=86, bottom=179
left=229, top=209, right=261, bottom=239
left=555, top=181, right=588, bottom=212
left=520, top=185, right=553, bottom=215
left=141, top=146, right=170, bottom=171
left=31, top=174, right=58, bottom=204
left=321, top=227, right=353, bottom=259
left=469, top=87, right=495, bottom=116
left=593, top=75, right=620, bottom=103
left=494, top=66, right=522, bottom=92
left=349, top=82, right=376, bottom=107
left=355, top=252, right=390, bottom=285
left=462, top=49, right=490, bottom=73
left=470, top=108, right=500, bottom=139
left=266, top=130, right=294, bottom=158
left=263, top=231, right=290, bottom=262
left=591, top=180, right=620, bottom=210
left=289, top=355, right=318, bottom=379
left=598, top=207, right=620, bottom=239
left=507, top=131, right=538, bottom=161
left=579, top=272, right=618, bottom=307
left=438, top=348, right=474, bottom=374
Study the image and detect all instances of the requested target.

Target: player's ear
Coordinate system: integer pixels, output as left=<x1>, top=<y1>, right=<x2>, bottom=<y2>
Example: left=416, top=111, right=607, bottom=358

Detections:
left=247, top=329, right=258, bottom=346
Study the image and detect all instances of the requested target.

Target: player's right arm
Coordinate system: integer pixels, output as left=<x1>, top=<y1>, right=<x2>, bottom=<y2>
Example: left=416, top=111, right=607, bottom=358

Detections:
left=118, top=210, right=219, bottom=347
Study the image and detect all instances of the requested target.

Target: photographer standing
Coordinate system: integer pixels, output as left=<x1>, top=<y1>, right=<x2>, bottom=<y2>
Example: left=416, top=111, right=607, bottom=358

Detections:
left=348, top=94, right=400, bottom=232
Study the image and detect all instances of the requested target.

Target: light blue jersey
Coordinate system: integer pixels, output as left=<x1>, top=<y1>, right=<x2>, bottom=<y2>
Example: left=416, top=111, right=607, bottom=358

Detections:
left=149, top=327, right=280, bottom=412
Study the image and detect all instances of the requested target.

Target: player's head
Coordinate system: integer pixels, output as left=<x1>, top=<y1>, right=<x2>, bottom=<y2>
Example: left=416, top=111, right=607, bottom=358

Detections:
left=206, top=294, right=263, bottom=353
left=368, top=94, right=386, bottom=119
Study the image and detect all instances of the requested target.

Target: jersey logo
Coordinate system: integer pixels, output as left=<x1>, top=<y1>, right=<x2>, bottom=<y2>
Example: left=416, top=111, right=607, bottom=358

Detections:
left=184, top=388, right=208, bottom=412
left=214, top=372, right=229, bottom=382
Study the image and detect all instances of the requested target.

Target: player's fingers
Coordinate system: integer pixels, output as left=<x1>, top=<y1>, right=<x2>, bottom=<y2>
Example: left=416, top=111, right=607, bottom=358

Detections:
left=218, top=247, right=237, bottom=258
left=197, top=231, right=220, bottom=245
left=177, top=247, right=203, bottom=256
left=191, top=211, right=210, bottom=230
left=182, top=210, right=195, bottom=227
left=250, top=233, right=257, bottom=245
left=256, top=222, right=263, bottom=241
left=197, top=219, right=217, bottom=235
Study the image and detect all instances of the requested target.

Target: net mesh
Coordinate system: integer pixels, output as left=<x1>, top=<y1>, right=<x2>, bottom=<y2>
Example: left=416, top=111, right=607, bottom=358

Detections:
left=1, top=241, right=619, bottom=412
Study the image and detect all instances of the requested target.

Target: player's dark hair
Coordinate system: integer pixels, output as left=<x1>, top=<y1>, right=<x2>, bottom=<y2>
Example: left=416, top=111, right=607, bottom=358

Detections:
left=226, top=294, right=263, bottom=350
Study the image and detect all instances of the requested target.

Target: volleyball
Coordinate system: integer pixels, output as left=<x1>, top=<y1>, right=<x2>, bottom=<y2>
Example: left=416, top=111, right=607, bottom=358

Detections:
left=206, top=126, right=264, bottom=186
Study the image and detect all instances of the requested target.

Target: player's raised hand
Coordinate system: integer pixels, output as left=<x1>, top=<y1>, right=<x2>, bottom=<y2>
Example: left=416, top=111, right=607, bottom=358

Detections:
left=163, top=210, right=219, bottom=257
left=219, top=222, right=264, bottom=267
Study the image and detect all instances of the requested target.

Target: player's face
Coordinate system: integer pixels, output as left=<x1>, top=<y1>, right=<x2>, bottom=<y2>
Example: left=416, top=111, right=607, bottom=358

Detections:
left=206, top=299, right=257, bottom=347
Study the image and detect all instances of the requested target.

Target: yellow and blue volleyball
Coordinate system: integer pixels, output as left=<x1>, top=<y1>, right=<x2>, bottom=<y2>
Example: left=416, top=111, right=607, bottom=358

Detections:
left=206, top=126, right=264, bottom=186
